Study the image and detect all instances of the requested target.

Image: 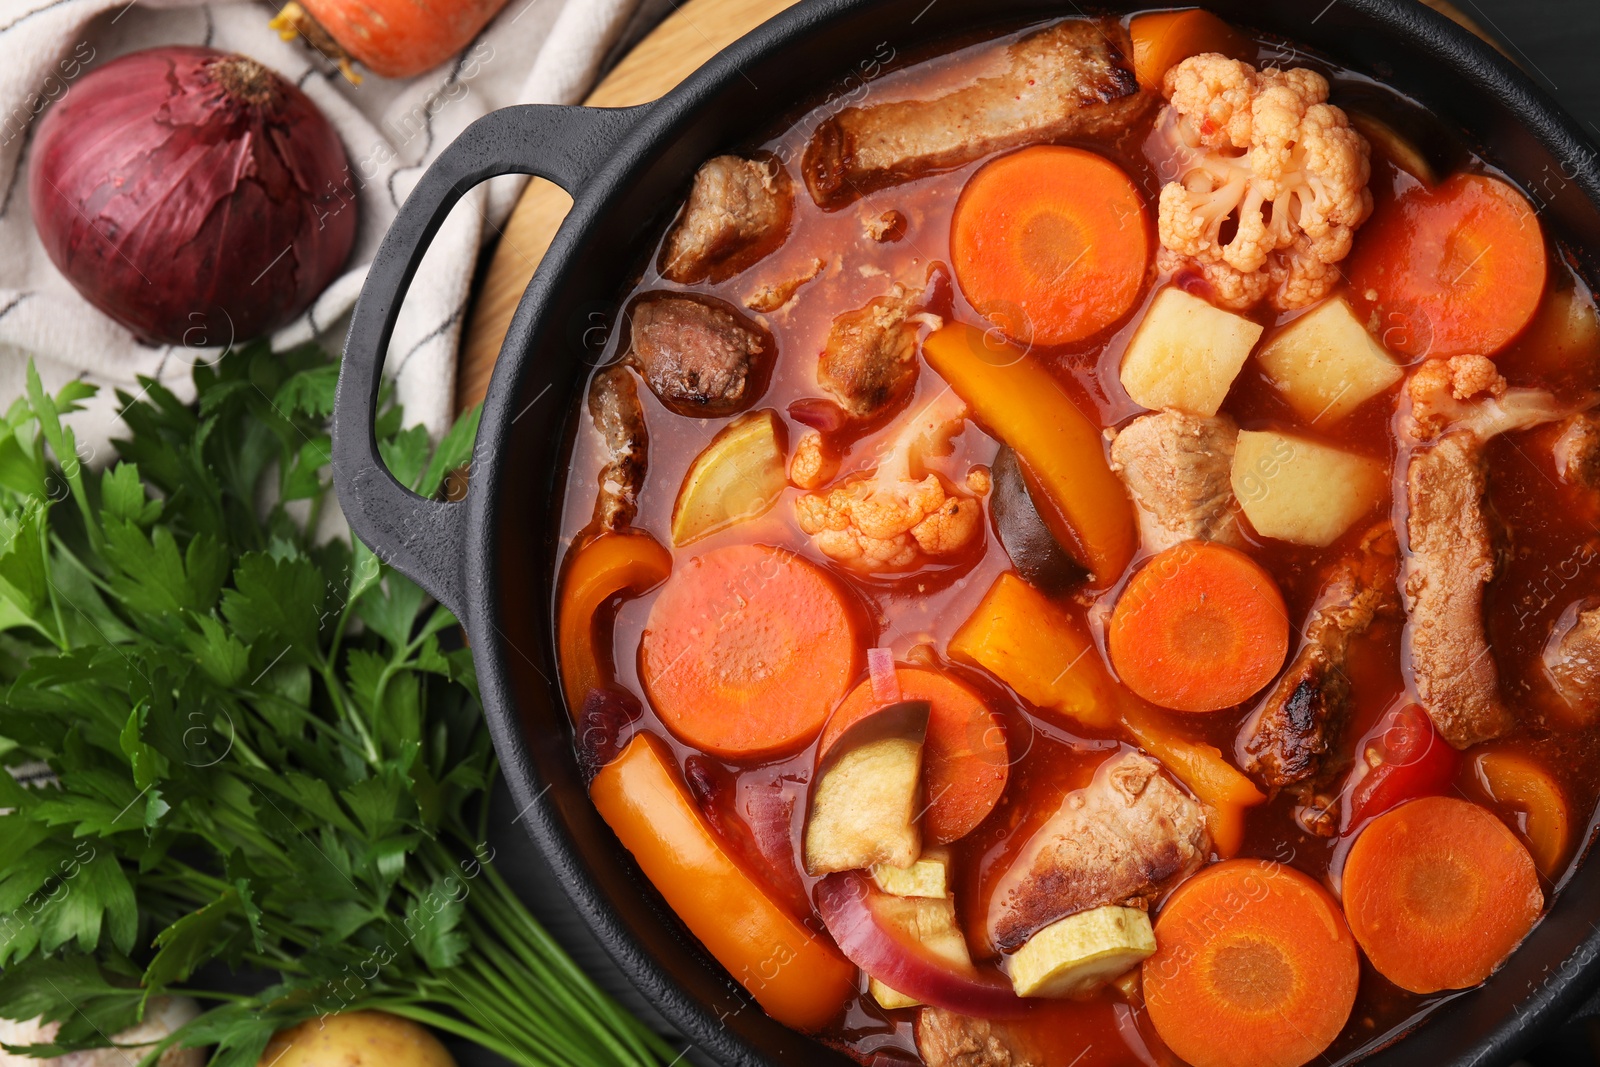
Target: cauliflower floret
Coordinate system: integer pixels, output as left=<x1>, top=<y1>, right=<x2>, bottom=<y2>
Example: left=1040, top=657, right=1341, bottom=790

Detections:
left=1403, top=353, right=1575, bottom=443
left=795, top=390, right=984, bottom=570
left=1150, top=53, right=1372, bottom=311
left=789, top=430, right=839, bottom=490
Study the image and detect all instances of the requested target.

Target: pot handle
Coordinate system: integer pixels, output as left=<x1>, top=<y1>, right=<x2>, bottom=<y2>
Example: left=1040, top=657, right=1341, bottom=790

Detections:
left=333, top=103, right=645, bottom=617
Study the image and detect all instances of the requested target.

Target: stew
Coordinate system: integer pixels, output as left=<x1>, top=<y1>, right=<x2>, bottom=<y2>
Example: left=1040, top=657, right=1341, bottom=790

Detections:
left=553, top=10, right=1600, bottom=1066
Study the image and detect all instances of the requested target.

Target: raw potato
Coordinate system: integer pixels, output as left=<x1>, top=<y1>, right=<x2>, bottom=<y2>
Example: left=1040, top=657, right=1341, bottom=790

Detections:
left=872, top=847, right=950, bottom=898
left=1008, top=906, right=1157, bottom=997
left=865, top=891, right=976, bottom=1011
left=804, top=701, right=929, bottom=875
left=257, top=1012, right=456, bottom=1067
left=670, top=409, right=786, bottom=546
left=1256, top=297, right=1403, bottom=425
left=1232, top=430, right=1387, bottom=547
left=1119, top=287, right=1264, bottom=416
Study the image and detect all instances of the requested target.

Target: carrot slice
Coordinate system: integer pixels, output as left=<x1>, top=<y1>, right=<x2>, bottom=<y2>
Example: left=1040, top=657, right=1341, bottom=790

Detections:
left=1342, top=795, right=1544, bottom=993
left=1108, top=542, right=1289, bottom=712
left=1346, top=172, right=1546, bottom=358
left=951, top=146, right=1150, bottom=346
left=1129, top=9, right=1253, bottom=90
left=1472, top=750, right=1571, bottom=877
left=1144, top=860, right=1359, bottom=1067
left=641, top=544, right=863, bottom=758
left=821, top=666, right=1009, bottom=845
left=557, top=532, right=672, bottom=711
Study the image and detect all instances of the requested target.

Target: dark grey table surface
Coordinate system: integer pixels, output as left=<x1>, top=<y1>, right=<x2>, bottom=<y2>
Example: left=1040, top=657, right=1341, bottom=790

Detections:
left=459, top=2, right=1600, bottom=1066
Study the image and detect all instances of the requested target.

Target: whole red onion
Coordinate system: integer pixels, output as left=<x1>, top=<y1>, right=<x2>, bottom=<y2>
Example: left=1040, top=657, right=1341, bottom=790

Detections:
left=29, top=47, right=356, bottom=347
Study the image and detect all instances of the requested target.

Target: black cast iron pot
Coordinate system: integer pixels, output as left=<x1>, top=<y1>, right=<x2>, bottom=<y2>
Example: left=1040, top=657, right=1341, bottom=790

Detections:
left=331, top=2, right=1600, bottom=1063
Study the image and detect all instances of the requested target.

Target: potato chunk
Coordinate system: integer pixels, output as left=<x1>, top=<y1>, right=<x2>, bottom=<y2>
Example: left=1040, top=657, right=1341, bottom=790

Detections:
left=1256, top=297, right=1403, bottom=425
left=1120, top=287, right=1264, bottom=416
left=1008, top=905, right=1157, bottom=997
left=1232, top=430, right=1387, bottom=547
left=670, top=409, right=786, bottom=546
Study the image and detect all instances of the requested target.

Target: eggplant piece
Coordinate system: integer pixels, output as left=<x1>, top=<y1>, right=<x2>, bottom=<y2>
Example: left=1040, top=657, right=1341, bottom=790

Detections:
left=990, top=445, right=1083, bottom=592
left=804, top=700, right=930, bottom=876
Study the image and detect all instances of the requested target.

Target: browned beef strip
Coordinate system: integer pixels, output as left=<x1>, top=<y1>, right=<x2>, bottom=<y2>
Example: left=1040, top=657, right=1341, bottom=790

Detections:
left=1546, top=603, right=1600, bottom=709
left=817, top=281, right=933, bottom=420
left=1109, top=410, right=1244, bottom=552
left=627, top=293, right=773, bottom=417
left=1403, top=430, right=1517, bottom=749
left=586, top=365, right=647, bottom=532
left=802, top=19, right=1145, bottom=207
left=916, top=1009, right=1043, bottom=1067
left=986, top=751, right=1209, bottom=953
left=1240, top=524, right=1399, bottom=789
left=659, top=155, right=793, bottom=284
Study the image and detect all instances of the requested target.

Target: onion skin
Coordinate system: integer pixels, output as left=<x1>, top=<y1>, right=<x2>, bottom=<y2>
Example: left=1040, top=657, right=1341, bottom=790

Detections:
left=815, top=870, right=1031, bottom=1018
left=29, top=47, right=356, bottom=347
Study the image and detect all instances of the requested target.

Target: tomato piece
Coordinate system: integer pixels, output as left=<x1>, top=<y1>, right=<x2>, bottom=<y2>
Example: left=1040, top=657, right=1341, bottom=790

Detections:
left=1340, top=704, right=1459, bottom=833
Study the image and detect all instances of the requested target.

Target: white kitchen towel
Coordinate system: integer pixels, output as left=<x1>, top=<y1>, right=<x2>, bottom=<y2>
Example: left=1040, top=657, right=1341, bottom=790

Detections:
left=0, top=0, right=642, bottom=453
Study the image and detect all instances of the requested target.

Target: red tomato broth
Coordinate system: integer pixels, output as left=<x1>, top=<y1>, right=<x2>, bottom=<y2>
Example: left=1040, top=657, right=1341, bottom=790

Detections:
left=551, top=12, right=1600, bottom=1064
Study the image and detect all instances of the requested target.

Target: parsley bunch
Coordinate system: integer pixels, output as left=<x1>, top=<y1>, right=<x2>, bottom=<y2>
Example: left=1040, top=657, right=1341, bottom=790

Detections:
left=0, top=345, right=676, bottom=1067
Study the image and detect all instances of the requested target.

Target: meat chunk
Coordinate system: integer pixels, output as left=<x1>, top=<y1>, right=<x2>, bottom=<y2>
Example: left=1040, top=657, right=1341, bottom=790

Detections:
left=586, top=365, right=647, bottom=532
left=986, top=751, right=1209, bottom=953
left=1109, top=410, right=1244, bottom=552
left=802, top=19, right=1145, bottom=206
left=1400, top=357, right=1571, bottom=748
left=817, top=281, right=939, bottom=420
left=916, top=1009, right=1043, bottom=1067
left=1240, top=524, right=1399, bottom=789
left=1404, top=432, right=1512, bottom=748
left=626, top=293, right=773, bottom=417
left=1545, top=602, right=1600, bottom=710
left=659, top=155, right=793, bottom=283
left=1555, top=412, right=1600, bottom=488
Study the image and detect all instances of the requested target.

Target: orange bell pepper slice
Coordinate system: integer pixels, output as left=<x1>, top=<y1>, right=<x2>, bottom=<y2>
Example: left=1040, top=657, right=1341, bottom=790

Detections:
left=922, top=324, right=1135, bottom=585
left=556, top=531, right=671, bottom=710
left=1473, top=749, right=1571, bottom=877
left=1123, top=703, right=1265, bottom=857
left=590, top=733, right=857, bottom=1031
left=948, top=572, right=1119, bottom=730
left=1129, top=9, right=1253, bottom=90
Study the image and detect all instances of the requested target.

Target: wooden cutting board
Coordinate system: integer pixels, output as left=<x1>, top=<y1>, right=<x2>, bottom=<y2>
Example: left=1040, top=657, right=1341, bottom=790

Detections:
left=453, top=0, right=1488, bottom=414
